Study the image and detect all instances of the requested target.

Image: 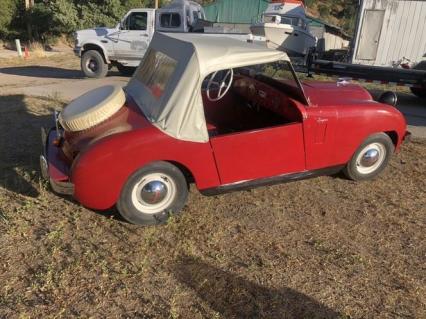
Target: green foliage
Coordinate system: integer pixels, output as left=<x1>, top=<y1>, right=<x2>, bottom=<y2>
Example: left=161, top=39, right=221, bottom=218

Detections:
left=0, top=0, right=20, bottom=39
left=1, top=0, right=358, bottom=42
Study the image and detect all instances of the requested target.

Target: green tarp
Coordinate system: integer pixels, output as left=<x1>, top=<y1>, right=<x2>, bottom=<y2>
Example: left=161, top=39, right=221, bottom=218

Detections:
left=203, top=0, right=269, bottom=24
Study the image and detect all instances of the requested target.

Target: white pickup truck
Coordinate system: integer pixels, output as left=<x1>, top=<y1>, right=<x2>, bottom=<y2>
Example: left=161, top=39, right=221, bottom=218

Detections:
left=74, top=0, right=256, bottom=78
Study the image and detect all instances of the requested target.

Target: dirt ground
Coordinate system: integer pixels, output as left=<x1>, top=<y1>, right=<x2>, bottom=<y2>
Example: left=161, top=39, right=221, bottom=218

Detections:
left=0, top=92, right=425, bottom=318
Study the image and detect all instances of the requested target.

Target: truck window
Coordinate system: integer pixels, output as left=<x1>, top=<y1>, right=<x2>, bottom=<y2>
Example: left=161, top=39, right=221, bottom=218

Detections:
left=160, top=13, right=181, bottom=28
left=126, top=12, right=147, bottom=31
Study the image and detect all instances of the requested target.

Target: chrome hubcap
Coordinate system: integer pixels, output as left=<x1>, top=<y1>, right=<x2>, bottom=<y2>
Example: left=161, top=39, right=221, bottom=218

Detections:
left=355, top=143, right=386, bottom=175
left=131, top=173, right=176, bottom=214
left=139, top=181, right=168, bottom=205
left=360, top=149, right=380, bottom=167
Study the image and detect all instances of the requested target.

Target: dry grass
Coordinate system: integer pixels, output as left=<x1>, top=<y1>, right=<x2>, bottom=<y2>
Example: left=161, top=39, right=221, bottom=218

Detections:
left=29, top=42, right=47, bottom=58
left=0, top=50, right=77, bottom=68
left=0, top=95, right=425, bottom=318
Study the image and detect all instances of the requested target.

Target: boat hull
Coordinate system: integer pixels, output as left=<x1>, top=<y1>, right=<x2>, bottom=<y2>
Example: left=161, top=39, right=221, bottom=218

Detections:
left=251, top=23, right=316, bottom=57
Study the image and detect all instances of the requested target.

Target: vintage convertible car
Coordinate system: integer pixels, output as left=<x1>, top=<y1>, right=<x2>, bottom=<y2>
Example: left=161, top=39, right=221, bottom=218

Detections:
left=40, top=33, right=409, bottom=225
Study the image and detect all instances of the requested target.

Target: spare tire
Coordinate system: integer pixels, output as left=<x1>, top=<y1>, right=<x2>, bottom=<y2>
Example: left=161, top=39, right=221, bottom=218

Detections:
left=59, top=85, right=125, bottom=132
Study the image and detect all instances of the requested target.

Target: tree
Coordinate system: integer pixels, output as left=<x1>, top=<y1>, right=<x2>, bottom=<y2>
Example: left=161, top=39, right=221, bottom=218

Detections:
left=0, top=0, right=19, bottom=39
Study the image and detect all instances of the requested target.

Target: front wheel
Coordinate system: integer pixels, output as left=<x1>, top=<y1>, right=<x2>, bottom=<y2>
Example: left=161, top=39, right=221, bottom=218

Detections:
left=343, top=133, right=395, bottom=181
left=81, top=50, right=108, bottom=78
left=117, top=162, right=189, bottom=225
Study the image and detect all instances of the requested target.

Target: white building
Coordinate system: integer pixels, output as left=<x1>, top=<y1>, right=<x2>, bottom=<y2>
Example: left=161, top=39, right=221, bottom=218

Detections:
left=352, top=0, right=426, bottom=66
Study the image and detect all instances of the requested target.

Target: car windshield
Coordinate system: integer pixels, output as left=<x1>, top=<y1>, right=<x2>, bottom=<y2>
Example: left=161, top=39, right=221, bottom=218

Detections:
left=236, top=60, right=309, bottom=104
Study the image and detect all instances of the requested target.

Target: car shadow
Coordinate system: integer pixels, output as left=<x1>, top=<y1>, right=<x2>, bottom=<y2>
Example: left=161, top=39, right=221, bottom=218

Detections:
left=173, top=255, right=342, bottom=319
left=0, top=94, right=58, bottom=197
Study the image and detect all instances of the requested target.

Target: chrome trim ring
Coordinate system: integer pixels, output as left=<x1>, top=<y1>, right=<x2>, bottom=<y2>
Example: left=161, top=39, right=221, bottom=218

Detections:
left=131, top=173, right=176, bottom=214
left=355, top=143, right=386, bottom=175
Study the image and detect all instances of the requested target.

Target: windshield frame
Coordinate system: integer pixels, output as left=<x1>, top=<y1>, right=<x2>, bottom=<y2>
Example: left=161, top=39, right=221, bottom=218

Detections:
left=241, top=60, right=310, bottom=106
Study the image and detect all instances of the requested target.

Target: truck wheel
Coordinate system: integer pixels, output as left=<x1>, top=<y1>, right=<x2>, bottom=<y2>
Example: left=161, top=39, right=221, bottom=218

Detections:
left=117, top=162, right=189, bottom=226
left=410, top=61, right=426, bottom=98
left=81, top=50, right=108, bottom=78
left=343, top=133, right=394, bottom=181
left=117, top=64, right=136, bottom=77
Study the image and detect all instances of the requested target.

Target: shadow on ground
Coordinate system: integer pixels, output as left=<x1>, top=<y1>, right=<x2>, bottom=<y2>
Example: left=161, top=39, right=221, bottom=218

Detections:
left=0, top=66, right=123, bottom=79
left=174, top=255, right=341, bottom=319
left=0, top=66, right=83, bottom=79
left=0, top=95, right=57, bottom=197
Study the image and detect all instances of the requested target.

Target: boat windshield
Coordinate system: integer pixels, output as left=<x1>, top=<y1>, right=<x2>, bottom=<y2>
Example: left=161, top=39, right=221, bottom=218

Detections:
left=264, top=14, right=306, bottom=28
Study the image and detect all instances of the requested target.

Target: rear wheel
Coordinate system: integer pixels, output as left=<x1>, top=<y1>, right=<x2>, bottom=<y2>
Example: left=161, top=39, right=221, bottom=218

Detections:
left=343, top=133, right=394, bottom=181
left=117, top=162, right=189, bottom=225
left=116, top=63, right=136, bottom=77
left=81, top=50, right=108, bottom=78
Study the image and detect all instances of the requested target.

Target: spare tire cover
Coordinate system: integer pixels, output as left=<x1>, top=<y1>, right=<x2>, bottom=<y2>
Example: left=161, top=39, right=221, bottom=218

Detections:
left=59, top=85, right=125, bottom=132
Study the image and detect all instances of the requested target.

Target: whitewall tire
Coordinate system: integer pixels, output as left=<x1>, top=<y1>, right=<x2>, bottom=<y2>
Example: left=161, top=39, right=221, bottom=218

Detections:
left=344, top=133, right=395, bottom=181
left=117, top=162, right=189, bottom=225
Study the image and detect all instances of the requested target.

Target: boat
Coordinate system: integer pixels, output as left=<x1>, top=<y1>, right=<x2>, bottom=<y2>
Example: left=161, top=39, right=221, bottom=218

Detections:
left=250, top=0, right=317, bottom=57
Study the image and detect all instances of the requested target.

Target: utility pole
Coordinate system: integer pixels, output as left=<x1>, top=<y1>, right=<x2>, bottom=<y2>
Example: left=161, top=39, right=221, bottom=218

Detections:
left=24, top=0, right=34, bottom=41
left=155, top=0, right=159, bottom=9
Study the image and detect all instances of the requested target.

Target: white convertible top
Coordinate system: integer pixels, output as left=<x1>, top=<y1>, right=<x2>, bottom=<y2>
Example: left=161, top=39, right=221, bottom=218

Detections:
left=126, top=32, right=290, bottom=143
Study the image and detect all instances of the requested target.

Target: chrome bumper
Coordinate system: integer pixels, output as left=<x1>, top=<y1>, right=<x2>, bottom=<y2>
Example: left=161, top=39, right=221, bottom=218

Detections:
left=40, top=127, right=74, bottom=196
left=73, top=46, right=82, bottom=57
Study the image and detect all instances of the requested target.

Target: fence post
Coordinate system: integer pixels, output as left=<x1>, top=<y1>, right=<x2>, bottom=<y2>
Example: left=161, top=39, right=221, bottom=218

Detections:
left=15, top=39, right=23, bottom=58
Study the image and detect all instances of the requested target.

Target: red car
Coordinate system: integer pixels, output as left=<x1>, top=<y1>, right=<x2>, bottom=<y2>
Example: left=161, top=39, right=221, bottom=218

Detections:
left=40, top=33, right=409, bottom=225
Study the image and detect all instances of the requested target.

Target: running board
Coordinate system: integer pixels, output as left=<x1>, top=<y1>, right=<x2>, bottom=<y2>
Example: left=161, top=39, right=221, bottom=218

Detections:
left=200, top=165, right=344, bottom=196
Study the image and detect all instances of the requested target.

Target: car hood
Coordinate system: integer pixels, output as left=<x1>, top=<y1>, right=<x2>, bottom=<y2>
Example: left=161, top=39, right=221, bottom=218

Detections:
left=302, top=81, right=373, bottom=106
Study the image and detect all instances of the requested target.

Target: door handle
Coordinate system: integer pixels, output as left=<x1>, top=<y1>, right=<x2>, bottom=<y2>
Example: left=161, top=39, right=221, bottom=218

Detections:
left=140, top=34, right=149, bottom=37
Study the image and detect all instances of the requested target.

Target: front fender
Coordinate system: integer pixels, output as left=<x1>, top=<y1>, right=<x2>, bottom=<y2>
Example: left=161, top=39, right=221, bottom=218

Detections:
left=80, top=40, right=111, bottom=63
left=334, top=103, right=407, bottom=164
left=70, top=127, right=220, bottom=210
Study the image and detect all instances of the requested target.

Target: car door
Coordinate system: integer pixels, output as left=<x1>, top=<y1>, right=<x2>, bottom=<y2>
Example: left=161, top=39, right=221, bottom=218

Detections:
left=210, top=124, right=306, bottom=185
left=114, top=11, right=151, bottom=60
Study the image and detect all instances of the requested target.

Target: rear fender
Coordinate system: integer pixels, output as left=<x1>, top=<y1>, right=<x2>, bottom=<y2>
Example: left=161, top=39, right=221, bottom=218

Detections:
left=70, top=128, right=220, bottom=210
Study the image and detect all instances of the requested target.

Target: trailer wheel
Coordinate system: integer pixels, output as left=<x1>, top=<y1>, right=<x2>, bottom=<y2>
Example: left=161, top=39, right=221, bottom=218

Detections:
left=410, top=61, right=426, bottom=98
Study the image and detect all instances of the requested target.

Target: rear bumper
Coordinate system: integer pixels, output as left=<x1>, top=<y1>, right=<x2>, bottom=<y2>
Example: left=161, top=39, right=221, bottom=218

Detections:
left=40, top=127, right=74, bottom=196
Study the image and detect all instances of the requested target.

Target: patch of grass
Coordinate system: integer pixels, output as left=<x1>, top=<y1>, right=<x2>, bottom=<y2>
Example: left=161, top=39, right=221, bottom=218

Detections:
left=0, top=95, right=425, bottom=318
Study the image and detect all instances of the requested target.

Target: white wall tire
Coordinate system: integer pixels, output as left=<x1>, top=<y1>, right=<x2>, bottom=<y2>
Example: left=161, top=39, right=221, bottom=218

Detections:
left=117, top=162, right=189, bottom=226
left=344, top=133, right=395, bottom=181
left=59, top=85, right=125, bottom=132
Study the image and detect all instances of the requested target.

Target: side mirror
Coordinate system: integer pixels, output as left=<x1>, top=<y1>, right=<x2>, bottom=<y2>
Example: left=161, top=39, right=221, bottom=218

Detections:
left=378, top=91, right=398, bottom=107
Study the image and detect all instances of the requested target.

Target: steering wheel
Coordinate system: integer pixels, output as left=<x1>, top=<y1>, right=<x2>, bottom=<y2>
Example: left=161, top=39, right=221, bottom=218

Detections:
left=206, top=69, right=234, bottom=102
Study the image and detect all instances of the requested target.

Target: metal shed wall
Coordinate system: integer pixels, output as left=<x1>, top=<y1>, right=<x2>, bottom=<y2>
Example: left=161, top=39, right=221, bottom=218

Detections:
left=203, top=0, right=269, bottom=24
left=352, top=0, right=426, bottom=66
